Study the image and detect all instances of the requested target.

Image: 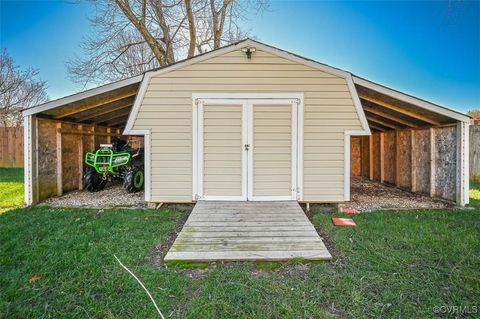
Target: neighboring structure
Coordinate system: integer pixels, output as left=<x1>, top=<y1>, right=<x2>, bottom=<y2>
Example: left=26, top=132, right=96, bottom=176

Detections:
left=22, top=39, right=470, bottom=206
left=471, top=125, right=480, bottom=181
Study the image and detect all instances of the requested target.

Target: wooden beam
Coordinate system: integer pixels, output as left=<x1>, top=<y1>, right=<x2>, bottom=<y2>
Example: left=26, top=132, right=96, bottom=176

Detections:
left=57, top=129, right=121, bottom=137
left=411, top=129, right=416, bottom=192
left=53, top=91, right=136, bottom=119
left=74, top=100, right=133, bottom=121
left=395, top=130, right=400, bottom=187
left=56, top=122, right=63, bottom=196
left=363, top=105, right=417, bottom=128
left=380, top=132, right=385, bottom=183
left=103, top=116, right=130, bottom=127
left=92, top=109, right=132, bottom=124
left=429, top=128, right=436, bottom=197
left=78, top=125, right=83, bottom=190
left=368, top=123, right=387, bottom=132
left=366, top=114, right=402, bottom=130
left=369, top=134, right=374, bottom=180
left=360, top=95, right=441, bottom=126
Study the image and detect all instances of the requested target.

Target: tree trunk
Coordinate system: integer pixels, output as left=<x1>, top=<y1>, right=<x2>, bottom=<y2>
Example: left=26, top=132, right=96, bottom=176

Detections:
left=185, top=0, right=196, bottom=58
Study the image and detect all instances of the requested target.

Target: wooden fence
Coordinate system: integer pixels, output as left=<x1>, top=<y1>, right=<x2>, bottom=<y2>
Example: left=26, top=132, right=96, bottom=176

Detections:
left=0, top=127, right=23, bottom=168
left=471, top=125, right=480, bottom=181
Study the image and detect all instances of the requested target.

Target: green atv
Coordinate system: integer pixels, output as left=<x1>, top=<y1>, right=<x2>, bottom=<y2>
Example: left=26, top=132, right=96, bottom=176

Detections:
left=83, top=137, right=144, bottom=193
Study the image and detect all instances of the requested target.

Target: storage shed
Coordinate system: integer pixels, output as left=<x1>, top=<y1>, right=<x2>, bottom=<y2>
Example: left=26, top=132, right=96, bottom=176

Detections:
left=23, top=39, right=470, bottom=206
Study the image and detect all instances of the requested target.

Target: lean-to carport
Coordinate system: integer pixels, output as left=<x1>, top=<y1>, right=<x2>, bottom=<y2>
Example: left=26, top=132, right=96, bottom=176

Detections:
left=22, top=76, right=143, bottom=205
left=350, top=76, right=470, bottom=206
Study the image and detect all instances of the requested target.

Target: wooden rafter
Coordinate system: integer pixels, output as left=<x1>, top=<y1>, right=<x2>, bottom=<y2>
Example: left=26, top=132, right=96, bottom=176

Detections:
left=91, top=109, right=132, bottom=124
left=360, top=95, right=441, bottom=126
left=368, top=123, right=387, bottom=132
left=103, top=115, right=130, bottom=127
left=363, top=105, right=418, bottom=128
left=53, top=91, right=137, bottom=119
left=366, top=116, right=400, bottom=130
left=74, top=100, right=133, bottom=121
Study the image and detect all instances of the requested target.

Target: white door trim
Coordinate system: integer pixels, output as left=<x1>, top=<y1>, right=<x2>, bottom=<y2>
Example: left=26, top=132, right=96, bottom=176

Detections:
left=247, top=99, right=299, bottom=201
left=192, top=93, right=304, bottom=202
left=194, top=98, right=248, bottom=201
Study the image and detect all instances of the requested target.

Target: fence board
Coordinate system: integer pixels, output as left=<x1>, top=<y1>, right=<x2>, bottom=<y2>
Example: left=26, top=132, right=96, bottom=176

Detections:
left=471, top=125, right=480, bottom=181
left=0, top=127, right=24, bottom=167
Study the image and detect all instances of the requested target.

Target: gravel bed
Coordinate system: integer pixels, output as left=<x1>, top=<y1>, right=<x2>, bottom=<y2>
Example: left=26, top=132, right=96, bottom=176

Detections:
left=42, top=176, right=455, bottom=211
left=349, top=177, right=455, bottom=212
left=43, top=181, right=146, bottom=209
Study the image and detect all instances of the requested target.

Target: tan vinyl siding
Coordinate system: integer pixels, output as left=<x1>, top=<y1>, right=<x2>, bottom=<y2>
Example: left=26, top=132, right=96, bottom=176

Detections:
left=203, top=104, right=243, bottom=197
left=132, top=48, right=363, bottom=202
left=253, top=104, right=292, bottom=197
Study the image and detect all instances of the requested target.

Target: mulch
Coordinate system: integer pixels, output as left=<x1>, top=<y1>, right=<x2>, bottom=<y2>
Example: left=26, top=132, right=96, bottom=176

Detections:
left=349, top=177, right=455, bottom=212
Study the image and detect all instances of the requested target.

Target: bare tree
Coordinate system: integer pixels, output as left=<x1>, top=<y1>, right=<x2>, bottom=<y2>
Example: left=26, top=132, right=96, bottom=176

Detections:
left=468, top=109, right=480, bottom=119
left=0, top=49, right=48, bottom=127
left=68, top=0, right=268, bottom=86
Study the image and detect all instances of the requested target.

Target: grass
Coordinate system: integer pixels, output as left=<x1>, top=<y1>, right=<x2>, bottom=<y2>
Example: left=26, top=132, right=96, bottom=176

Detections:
left=0, top=168, right=479, bottom=318
left=470, top=180, right=480, bottom=208
left=0, top=168, right=24, bottom=213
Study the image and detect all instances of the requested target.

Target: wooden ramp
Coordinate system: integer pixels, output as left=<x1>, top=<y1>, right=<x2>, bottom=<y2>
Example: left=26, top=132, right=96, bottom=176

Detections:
left=164, top=201, right=332, bottom=262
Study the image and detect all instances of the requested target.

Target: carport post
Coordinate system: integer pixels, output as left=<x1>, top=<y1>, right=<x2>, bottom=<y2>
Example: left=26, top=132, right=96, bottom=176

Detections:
left=456, top=121, right=470, bottom=206
left=23, top=115, right=36, bottom=205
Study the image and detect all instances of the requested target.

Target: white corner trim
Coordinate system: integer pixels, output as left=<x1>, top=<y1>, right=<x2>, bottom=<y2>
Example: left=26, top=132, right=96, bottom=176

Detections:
left=296, top=97, right=304, bottom=201
left=343, top=134, right=351, bottom=202
left=192, top=98, right=199, bottom=201
left=347, top=74, right=371, bottom=135
left=24, top=115, right=33, bottom=205
left=143, top=132, right=151, bottom=202
left=343, top=129, right=371, bottom=202
left=123, top=75, right=148, bottom=134
left=352, top=76, right=470, bottom=123
left=123, top=129, right=151, bottom=202
left=23, top=75, right=143, bottom=117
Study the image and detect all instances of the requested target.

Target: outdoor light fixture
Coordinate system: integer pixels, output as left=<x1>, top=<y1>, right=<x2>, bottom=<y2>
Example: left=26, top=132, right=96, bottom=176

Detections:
left=241, top=46, right=256, bottom=59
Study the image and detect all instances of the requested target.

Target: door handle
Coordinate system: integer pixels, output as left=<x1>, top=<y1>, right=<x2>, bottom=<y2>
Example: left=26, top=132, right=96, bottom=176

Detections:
left=244, top=144, right=250, bottom=151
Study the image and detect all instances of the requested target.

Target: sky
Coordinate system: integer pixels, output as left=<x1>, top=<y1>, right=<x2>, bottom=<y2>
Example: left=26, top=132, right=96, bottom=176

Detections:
left=0, top=0, right=479, bottom=113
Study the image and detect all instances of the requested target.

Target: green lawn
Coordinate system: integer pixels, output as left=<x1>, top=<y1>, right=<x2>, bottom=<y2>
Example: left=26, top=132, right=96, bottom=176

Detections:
left=0, top=168, right=24, bottom=214
left=470, top=180, right=480, bottom=208
left=0, top=168, right=479, bottom=318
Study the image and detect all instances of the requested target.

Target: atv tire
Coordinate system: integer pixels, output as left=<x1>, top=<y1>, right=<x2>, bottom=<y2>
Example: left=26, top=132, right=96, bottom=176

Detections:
left=83, top=168, right=107, bottom=192
left=123, top=166, right=144, bottom=193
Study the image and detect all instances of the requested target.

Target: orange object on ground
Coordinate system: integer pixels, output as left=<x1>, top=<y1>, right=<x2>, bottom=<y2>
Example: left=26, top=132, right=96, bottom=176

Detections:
left=340, top=207, right=357, bottom=215
left=29, top=275, right=41, bottom=283
left=332, top=217, right=356, bottom=227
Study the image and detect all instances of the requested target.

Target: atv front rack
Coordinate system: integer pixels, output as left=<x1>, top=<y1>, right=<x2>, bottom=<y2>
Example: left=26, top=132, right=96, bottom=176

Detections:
left=85, top=148, right=131, bottom=175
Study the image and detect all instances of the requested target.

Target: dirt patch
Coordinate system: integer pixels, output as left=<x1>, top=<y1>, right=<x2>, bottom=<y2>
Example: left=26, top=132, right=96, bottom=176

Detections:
left=348, top=177, right=455, bottom=212
left=42, top=181, right=146, bottom=209
left=148, top=204, right=194, bottom=268
left=252, top=262, right=312, bottom=278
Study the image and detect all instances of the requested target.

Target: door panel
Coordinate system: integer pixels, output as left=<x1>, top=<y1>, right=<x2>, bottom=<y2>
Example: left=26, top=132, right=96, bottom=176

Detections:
left=202, top=103, right=244, bottom=199
left=252, top=104, right=293, bottom=199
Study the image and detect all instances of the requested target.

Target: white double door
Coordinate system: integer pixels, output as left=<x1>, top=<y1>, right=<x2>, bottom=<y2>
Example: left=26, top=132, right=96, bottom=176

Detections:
left=195, top=98, right=300, bottom=201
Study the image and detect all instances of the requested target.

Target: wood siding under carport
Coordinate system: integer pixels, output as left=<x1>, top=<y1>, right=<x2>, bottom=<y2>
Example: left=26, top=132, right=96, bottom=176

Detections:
left=350, top=124, right=464, bottom=202
left=28, top=117, right=127, bottom=202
